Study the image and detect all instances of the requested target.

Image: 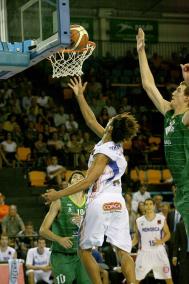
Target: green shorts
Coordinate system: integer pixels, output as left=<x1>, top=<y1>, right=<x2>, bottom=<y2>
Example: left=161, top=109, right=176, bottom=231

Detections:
left=51, top=252, right=91, bottom=284
left=175, top=183, right=189, bottom=235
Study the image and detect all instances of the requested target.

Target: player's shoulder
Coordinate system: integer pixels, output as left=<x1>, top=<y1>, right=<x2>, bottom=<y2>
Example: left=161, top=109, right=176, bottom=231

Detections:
left=156, top=213, right=165, bottom=223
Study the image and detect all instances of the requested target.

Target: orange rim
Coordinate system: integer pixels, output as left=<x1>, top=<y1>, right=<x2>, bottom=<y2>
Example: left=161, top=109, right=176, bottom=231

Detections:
left=58, top=41, right=96, bottom=53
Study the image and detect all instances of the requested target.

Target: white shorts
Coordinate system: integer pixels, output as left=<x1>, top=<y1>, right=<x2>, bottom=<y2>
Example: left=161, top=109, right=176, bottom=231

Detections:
left=79, top=194, right=132, bottom=252
left=27, top=269, right=52, bottom=283
left=135, top=247, right=172, bottom=281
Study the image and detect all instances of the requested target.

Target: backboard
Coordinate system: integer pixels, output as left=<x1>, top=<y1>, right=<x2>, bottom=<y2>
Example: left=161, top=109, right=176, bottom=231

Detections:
left=0, top=0, right=70, bottom=79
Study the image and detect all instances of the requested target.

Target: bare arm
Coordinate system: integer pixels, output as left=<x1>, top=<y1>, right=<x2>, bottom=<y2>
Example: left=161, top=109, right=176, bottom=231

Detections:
left=43, top=154, right=109, bottom=202
left=154, top=219, right=170, bottom=245
left=132, top=223, right=139, bottom=247
left=39, top=200, right=73, bottom=249
left=137, top=28, right=171, bottom=115
left=68, top=77, right=104, bottom=138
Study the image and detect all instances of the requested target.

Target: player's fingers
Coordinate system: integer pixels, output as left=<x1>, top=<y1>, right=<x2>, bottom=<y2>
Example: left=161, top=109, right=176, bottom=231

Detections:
left=74, top=77, right=79, bottom=84
left=83, top=82, right=88, bottom=90
left=68, top=83, right=73, bottom=89
left=69, top=78, right=75, bottom=86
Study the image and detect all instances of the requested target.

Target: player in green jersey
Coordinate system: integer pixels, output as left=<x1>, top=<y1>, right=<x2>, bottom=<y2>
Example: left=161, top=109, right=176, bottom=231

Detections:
left=40, top=171, right=91, bottom=284
left=137, top=28, right=189, bottom=237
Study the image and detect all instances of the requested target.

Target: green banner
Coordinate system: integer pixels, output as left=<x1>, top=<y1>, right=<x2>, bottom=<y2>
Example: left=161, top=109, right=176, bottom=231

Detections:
left=109, top=19, right=158, bottom=42
left=71, top=18, right=94, bottom=40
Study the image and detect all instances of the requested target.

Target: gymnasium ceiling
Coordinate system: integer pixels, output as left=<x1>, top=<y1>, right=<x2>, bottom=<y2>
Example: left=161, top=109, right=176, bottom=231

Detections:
left=70, top=0, right=189, bottom=17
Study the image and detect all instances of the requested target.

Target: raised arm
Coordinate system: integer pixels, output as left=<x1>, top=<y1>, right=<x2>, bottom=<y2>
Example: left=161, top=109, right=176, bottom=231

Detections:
left=68, top=77, right=104, bottom=138
left=137, top=28, right=171, bottom=115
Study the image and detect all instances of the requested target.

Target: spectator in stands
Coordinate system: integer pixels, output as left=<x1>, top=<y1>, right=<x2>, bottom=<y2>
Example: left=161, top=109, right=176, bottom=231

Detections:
left=46, top=156, right=66, bottom=186
left=1, top=205, right=25, bottom=237
left=0, top=193, right=9, bottom=226
left=34, top=133, right=49, bottom=167
left=1, top=132, right=17, bottom=167
left=17, top=221, right=38, bottom=260
left=37, top=90, right=50, bottom=109
left=86, top=75, right=102, bottom=97
left=0, top=234, right=17, bottom=261
left=22, top=89, right=32, bottom=112
left=132, top=184, right=151, bottom=212
left=66, top=133, right=83, bottom=169
left=2, top=114, right=18, bottom=133
left=98, top=107, right=110, bottom=128
left=65, top=113, right=79, bottom=133
left=26, top=237, right=52, bottom=284
left=47, top=132, right=65, bottom=159
left=136, top=201, right=145, bottom=218
left=160, top=202, right=171, bottom=219
left=53, top=106, right=68, bottom=128
left=153, top=194, right=163, bottom=213
left=104, top=97, right=117, bottom=117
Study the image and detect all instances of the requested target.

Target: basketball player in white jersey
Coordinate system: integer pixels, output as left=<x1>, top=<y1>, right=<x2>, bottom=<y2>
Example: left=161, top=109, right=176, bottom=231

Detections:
left=0, top=234, right=17, bottom=261
left=43, top=77, right=139, bottom=284
left=132, top=198, right=173, bottom=284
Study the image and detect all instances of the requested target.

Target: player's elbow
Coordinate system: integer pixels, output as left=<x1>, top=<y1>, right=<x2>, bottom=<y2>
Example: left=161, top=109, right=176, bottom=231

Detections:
left=39, top=226, right=46, bottom=237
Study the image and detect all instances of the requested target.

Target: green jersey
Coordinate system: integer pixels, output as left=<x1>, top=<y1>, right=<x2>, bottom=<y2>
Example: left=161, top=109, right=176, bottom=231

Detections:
left=51, top=195, right=86, bottom=254
left=164, top=110, right=189, bottom=185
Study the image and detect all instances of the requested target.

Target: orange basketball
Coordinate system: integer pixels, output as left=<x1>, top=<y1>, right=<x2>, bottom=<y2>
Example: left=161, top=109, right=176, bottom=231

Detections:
left=70, top=24, right=89, bottom=50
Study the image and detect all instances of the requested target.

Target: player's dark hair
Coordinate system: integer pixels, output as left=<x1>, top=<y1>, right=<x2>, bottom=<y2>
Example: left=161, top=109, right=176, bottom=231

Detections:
left=68, top=171, right=85, bottom=184
left=111, top=113, right=139, bottom=143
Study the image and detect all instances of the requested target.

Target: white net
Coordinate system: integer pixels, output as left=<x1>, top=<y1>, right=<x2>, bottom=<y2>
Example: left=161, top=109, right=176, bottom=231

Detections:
left=48, top=41, right=96, bottom=78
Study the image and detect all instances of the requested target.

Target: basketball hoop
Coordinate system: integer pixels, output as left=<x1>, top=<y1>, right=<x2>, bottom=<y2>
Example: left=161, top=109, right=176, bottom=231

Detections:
left=48, top=41, right=96, bottom=78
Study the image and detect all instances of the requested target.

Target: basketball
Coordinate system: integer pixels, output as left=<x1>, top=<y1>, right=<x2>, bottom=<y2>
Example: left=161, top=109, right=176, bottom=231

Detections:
left=70, top=25, right=89, bottom=50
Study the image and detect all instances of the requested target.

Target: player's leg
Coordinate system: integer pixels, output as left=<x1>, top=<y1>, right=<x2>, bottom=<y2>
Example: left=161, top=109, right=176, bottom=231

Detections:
left=76, top=257, right=92, bottom=284
left=116, top=247, right=136, bottom=284
left=50, top=253, right=76, bottom=284
left=153, top=248, right=173, bottom=283
left=78, top=201, right=106, bottom=284
left=79, top=248, right=102, bottom=284
left=105, top=200, right=136, bottom=283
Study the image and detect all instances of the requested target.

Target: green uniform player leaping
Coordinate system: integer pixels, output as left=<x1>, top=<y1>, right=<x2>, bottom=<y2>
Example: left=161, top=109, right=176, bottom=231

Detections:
left=137, top=28, right=189, bottom=237
left=40, top=171, right=91, bottom=284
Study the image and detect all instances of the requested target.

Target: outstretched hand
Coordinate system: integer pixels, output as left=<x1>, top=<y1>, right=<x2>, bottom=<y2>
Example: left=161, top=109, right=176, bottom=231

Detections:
left=180, top=63, right=189, bottom=83
left=136, top=28, right=145, bottom=52
left=42, top=189, right=60, bottom=204
left=68, top=76, right=87, bottom=97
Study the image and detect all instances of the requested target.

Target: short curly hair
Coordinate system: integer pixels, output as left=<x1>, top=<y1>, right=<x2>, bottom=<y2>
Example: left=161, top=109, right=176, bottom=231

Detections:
left=111, top=113, right=139, bottom=143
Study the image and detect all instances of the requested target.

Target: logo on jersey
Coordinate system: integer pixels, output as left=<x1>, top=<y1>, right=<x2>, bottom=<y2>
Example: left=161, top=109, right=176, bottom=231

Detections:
left=165, top=120, right=175, bottom=135
left=103, top=202, right=122, bottom=212
left=157, top=219, right=161, bottom=224
left=163, top=266, right=170, bottom=273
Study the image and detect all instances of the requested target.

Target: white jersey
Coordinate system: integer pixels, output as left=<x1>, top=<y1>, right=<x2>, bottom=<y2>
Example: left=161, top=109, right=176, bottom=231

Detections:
left=0, top=246, right=16, bottom=261
left=26, top=247, right=51, bottom=268
left=87, top=140, right=127, bottom=201
left=136, top=214, right=165, bottom=251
